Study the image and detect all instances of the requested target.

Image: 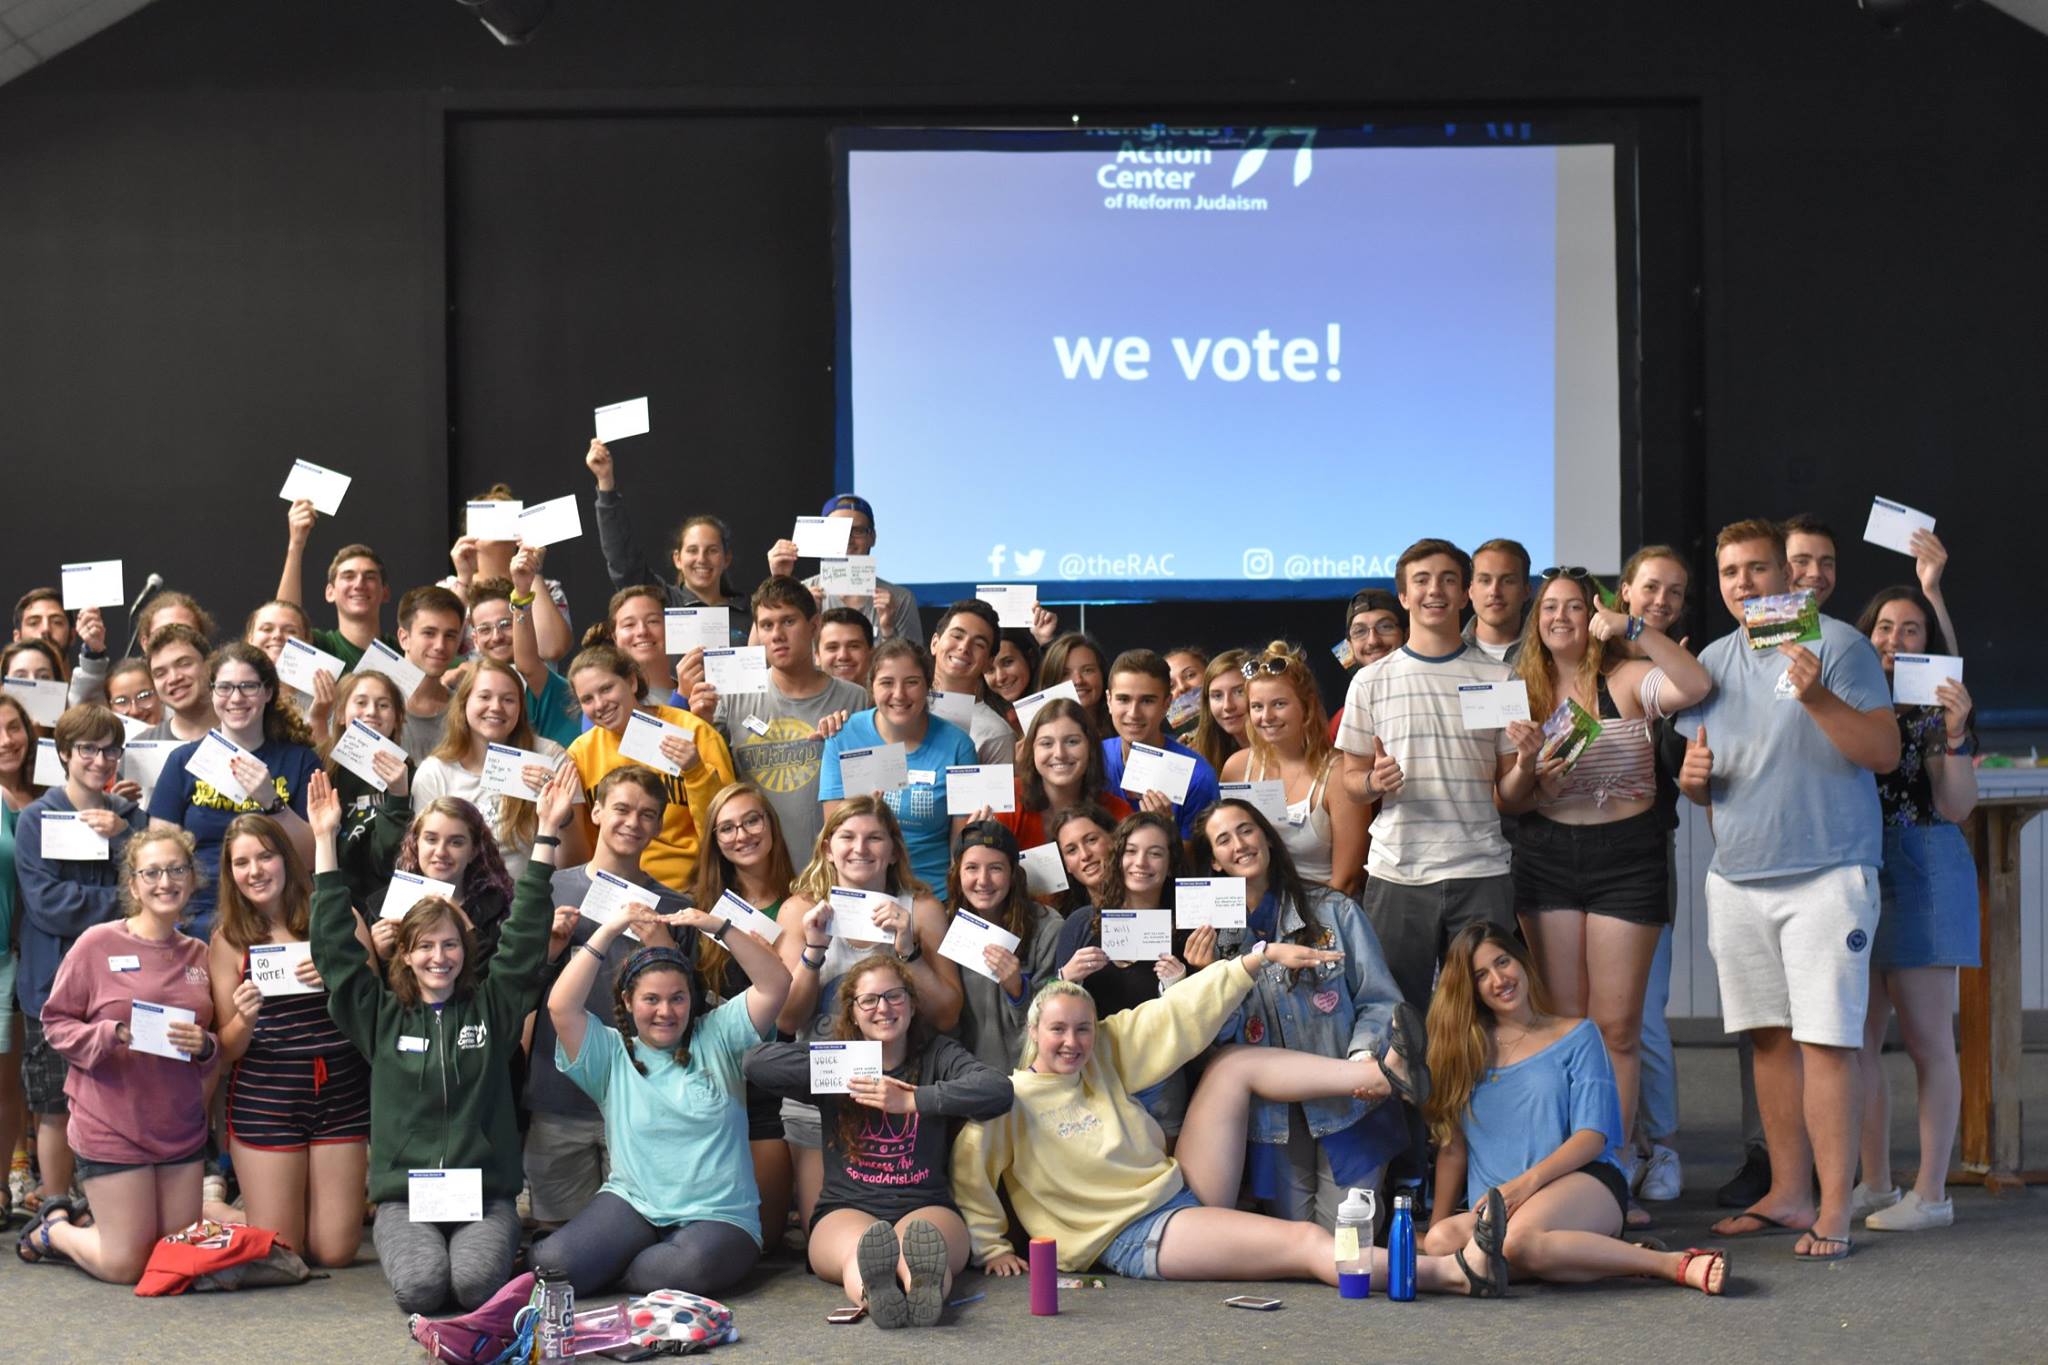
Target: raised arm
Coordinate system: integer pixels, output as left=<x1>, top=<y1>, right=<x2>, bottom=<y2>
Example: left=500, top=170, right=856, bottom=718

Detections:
left=508, top=545, right=555, bottom=693
left=673, top=906, right=792, bottom=1038
left=305, top=771, right=384, bottom=1047
left=588, top=438, right=667, bottom=595
left=774, top=897, right=833, bottom=1035
left=1913, top=530, right=1959, bottom=660
left=277, top=498, right=316, bottom=608
left=549, top=899, right=637, bottom=1066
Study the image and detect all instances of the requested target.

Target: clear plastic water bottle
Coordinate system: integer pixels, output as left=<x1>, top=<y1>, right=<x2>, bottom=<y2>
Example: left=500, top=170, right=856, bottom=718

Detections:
left=534, top=1270, right=575, bottom=1363
left=1387, top=1192, right=1416, bottom=1301
left=1335, top=1186, right=1376, bottom=1298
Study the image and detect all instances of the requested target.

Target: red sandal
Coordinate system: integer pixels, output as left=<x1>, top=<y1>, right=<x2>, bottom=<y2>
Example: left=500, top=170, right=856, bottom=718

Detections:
left=1675, top=1247, right=1728, bottom=1295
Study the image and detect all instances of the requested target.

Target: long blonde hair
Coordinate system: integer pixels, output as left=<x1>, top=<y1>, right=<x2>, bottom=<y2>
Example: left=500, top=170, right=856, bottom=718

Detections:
left=790, top=795, right=929, bottom=903
left=1017, top=978, right=1094, bottom=1070
left=1187, top=649, right=1249, bottom=772
left=1515, top=574, right=1607, bottom=724
left=1423, top=923, right=1555, bottom=1147
left=691, top=782, right=796, bottom=996
left=433, top=657, right=542, bottom=851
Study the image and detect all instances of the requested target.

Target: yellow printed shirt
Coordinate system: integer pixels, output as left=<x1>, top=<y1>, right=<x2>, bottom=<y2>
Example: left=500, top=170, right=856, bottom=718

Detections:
left=568, top=705, right=735, bottom=891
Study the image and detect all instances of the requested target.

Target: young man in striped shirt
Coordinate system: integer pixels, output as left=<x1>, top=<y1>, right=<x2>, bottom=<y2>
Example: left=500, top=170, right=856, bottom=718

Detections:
left=1336, top=538, right=1543, bottom=1008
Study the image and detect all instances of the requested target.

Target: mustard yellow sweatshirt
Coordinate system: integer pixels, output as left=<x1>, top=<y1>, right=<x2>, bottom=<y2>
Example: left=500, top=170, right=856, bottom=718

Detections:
left=951, top=958, right=1256, bottom=1271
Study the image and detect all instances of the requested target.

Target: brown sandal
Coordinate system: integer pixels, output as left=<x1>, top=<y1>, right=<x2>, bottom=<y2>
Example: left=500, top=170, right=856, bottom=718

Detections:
left=1676, top=1247, right=1728, bottom=1295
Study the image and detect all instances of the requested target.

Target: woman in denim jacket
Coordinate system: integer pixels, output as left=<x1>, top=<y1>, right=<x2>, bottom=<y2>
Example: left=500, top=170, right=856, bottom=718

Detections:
left=1186, top=798, right=1426, bottom=1229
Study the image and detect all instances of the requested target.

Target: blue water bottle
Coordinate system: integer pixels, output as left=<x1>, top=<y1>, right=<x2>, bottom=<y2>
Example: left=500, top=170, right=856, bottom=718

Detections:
left=1387, top=1193, right=1417, bottom=1301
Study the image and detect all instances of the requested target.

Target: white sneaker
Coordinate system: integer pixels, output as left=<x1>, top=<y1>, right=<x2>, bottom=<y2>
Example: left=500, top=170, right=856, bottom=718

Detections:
left=202, top=1174, right=229, bottom=1206
left=1639, top=1144, right=1683, bottom=1202
left=1850, top=1182, right=1901, bottom=1221
left=1865, top=1190, right=1953, bottom=1231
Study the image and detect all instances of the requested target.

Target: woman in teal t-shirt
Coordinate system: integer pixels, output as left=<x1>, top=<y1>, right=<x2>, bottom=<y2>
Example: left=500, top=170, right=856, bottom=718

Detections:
left=533, top=895, right=793, bottom=1296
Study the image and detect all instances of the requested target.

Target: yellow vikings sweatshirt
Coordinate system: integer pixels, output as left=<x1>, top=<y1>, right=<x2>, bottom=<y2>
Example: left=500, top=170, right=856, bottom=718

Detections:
left=951, top=958, right=1256, bottom=1271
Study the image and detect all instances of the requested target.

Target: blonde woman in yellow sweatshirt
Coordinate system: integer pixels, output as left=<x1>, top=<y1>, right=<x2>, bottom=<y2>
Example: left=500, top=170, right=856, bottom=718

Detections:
left=952, top=952, right=1507, bottom=1293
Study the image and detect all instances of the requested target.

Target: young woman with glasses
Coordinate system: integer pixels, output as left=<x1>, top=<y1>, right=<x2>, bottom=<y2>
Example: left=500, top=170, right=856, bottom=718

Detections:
left=747, top=953, right=1012, bottom=1328
left=146, top=644, right=320, bottom=941
left=20, top=829, right=217, bottom=1282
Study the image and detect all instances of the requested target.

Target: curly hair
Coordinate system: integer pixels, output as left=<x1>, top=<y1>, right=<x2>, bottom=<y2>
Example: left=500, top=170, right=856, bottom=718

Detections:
left=396, top=797, right=515, bottom=906
left=612, top=954, right=706, bottom=1078
left=829, top=954, right=929, bottom=1161
left=118, top=827, right=201, bottom=918
left=1094, top=810, right=1186, bottom=940
left=206, top=642, right=315, bottom=747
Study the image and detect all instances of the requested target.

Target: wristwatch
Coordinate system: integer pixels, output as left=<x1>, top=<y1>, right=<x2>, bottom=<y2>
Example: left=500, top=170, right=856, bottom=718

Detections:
left=900, top=940, right=924, bottom=964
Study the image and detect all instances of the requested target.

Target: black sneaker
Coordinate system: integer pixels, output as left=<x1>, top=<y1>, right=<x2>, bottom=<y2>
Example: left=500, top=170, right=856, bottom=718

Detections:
left=1715, top=1144, right=1771, bottom=1209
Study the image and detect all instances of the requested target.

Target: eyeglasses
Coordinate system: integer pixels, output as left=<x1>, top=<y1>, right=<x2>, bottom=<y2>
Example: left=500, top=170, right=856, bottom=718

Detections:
left=1347, top=620, right=1403, bottom=641
left=72, top=742, right=124, bottom=763
left=853, top=987, right=910, bottom=1014
left=714, top=811, right=767, bottom=840
left=211, top=681, right=267, bottom=698
left=1540, top=566, right=1591, bottom=582
left=109, top=689, right=156, bottom=708
left=471, top=620, right=514, bottom=640
left=1240, top=657, right=1292, bottom=680
left=134, top=864, right=195, bottom=884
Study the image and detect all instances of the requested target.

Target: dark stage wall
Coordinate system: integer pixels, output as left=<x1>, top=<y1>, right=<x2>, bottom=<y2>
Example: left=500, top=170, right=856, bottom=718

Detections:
left=2, top=1, right=2042, bottom=717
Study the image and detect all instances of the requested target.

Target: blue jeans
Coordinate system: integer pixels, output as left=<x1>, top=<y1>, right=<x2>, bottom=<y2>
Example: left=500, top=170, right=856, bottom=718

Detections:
left=1635, top=924, right=1678, bottom=1141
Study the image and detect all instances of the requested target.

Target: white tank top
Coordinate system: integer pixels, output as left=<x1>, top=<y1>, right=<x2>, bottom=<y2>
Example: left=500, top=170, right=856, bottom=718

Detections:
left=1250, top=751, right=1335, bottom=885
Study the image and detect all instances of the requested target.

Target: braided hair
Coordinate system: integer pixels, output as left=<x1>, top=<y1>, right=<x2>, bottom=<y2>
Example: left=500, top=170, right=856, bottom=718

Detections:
left=611, top=949, right=706, bottom=1077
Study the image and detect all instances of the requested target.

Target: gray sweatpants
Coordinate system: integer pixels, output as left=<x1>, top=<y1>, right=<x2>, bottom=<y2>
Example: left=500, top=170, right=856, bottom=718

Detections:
left=373, top=1198, right=523, bottom=1316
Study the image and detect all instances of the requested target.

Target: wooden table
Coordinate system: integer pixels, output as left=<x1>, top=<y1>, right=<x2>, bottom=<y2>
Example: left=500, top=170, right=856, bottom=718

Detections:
left=1957, top=769, right=2048, bottom=1192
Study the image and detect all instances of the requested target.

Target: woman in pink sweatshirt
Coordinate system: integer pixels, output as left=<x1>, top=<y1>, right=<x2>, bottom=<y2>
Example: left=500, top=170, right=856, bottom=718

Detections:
left=19, top=827, right=219, bottom=1282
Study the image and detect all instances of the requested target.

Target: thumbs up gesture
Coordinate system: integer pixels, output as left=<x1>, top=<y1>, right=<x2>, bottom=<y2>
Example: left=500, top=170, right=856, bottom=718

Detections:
left=1679, top=725, right=1714, bottom=804
left=1370, top=736, right=1405, bottom=800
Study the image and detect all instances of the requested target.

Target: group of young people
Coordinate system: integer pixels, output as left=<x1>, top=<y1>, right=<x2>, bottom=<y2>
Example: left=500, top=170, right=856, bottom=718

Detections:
left=0, top=446, right=1977, bottom=1326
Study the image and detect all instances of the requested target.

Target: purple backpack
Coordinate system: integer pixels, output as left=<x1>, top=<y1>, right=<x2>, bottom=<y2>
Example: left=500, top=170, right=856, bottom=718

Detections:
left=409, top=1272, right=537, bottom=1364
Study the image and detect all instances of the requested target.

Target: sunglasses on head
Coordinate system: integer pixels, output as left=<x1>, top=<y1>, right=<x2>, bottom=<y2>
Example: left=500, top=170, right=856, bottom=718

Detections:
left=1540, top=566, right=1590, bottom=582
left=1240, top=657, right=1292, bottom=680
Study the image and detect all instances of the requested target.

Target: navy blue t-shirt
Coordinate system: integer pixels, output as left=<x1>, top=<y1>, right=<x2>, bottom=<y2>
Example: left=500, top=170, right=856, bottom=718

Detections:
left=147, top=736, right=320, bottom=938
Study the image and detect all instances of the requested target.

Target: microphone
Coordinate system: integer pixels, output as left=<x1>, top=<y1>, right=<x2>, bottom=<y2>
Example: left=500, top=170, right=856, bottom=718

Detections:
left=127, top=572, right=164, bottom=619
left=117, top=573, right=166, bottom=660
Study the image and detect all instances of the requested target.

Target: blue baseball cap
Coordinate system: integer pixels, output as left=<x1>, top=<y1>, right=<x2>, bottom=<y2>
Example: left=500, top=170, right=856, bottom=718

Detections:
left=822, top=493, right=875, bottom=531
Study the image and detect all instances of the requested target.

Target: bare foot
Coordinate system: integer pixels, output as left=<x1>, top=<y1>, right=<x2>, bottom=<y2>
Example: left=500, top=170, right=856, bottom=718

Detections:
left=1675, top=1248, right=1727, bottom=1294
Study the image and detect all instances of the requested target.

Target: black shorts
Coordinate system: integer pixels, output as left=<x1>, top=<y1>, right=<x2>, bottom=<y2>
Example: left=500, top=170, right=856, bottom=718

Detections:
left=1512, top=809, right=1670, bottom=925
left=1575, top=1159, right=1631, bottom=1218
left=21, top=1017, right=69, bottom=1114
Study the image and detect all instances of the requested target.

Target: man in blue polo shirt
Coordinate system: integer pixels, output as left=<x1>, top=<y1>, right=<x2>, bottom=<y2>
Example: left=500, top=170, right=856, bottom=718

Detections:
left=1098, top=649, right=1218, bottom=840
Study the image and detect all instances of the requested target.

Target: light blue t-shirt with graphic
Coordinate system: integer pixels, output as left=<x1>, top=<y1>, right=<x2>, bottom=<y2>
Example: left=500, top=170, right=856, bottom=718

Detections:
left=819, top=709, right=978, bottom=890
left=1678, top=615, right=1890, bottom=883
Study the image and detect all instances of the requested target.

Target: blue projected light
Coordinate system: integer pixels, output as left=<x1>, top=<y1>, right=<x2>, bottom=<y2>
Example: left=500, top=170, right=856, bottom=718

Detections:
left=835, top=127, right=1619, bottom=602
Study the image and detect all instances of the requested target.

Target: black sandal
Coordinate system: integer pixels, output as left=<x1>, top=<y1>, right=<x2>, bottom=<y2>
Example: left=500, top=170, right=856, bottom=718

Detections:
left=1454, top=1186, right=1509, bottom=1298
left=15, top=1199, right=77, bottom=1266
left=1374, top=1002, right=1431, bottom=1108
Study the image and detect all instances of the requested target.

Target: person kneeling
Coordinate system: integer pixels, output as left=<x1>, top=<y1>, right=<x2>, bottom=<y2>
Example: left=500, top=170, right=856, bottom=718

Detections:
left=1420, top=924, right=1726, bottom=1296
left=531, top=899, right=792, bottom=1298
left=953, top=949, right=1503, bottom=1295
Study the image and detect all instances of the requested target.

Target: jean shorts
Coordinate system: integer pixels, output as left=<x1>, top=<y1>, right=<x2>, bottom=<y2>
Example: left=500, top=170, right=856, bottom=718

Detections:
left=75, top=1142, right=209, bottom=1184
left=1100, top=1187, right=1202, bottom=1280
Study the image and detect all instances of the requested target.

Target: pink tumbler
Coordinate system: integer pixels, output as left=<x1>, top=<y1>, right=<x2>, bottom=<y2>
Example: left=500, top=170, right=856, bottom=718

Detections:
left=1029, top=1237, right=1059, bottom=1315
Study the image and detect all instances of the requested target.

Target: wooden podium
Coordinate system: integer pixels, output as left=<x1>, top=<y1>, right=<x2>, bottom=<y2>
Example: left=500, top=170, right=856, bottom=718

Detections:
left=1957, top=768, right=2048, bottom=1192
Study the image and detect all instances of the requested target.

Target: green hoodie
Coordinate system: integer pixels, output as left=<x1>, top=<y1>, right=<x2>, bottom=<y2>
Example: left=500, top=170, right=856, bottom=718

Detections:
left=310, top=859, right=553, bottom=1204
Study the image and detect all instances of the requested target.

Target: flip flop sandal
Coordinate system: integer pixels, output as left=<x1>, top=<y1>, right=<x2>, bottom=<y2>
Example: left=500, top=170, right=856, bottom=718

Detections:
left=1676, top=1248, right=1729, bottom=1294
left=1454, top=1187, right=1509, bottom=1298
left=1630, top=1236, right=1671, bottom=1253
left=1793, top=1233, right=1852, bottom=1263
left=1373, top=1002, right=1431, bottom=1109
left=900, top=1218, right=949, bottom=1327
left=856, top=1220, right=910, bottom=1328
left=1709, top=1211, right=1806, bottom=1240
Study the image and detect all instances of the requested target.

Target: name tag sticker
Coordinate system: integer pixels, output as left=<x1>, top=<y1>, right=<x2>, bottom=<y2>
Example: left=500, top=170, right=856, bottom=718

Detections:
left=398, top=1035, right=430, bottom=1053
left=108, top=955, right=141, bottom=972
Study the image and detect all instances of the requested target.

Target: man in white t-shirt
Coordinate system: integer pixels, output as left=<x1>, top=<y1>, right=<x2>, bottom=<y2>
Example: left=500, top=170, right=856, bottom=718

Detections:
left=1336, top=538, right=1544, bottom=1008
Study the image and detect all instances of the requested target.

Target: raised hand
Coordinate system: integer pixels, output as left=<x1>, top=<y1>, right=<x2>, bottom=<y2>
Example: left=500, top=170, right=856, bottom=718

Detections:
left=1911, top=528, right=1948, bottom=598
left=76, top=607, right=106, bottom=656
left=1936, top=677, right=1973, bottom=744
left=306, top=770, right=342, bottom=837
left=535, top=761, right=581, bottom=834
left=585, top=438, right=615, bottom=490
left=285, top=497, right=317, bottom=549
left=1777, top=642, right=1823, bottom=704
